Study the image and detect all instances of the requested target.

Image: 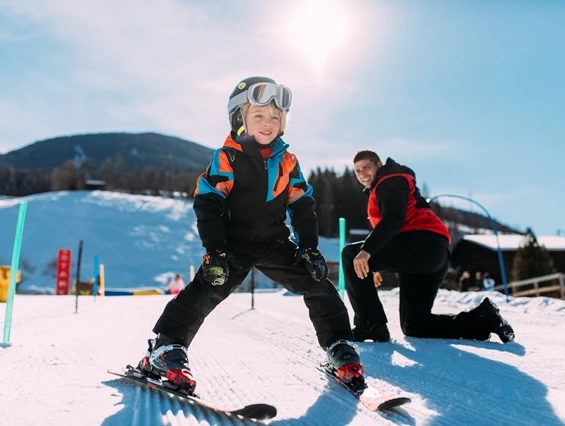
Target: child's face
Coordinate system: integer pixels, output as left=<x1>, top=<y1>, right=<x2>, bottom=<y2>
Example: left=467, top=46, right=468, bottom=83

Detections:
left=244, top=104, right=281, bottom=145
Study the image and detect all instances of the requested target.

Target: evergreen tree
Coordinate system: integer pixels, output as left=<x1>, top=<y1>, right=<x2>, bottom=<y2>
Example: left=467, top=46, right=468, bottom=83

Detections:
left=511, top=228, right=556, bottom=281
left=0, top=164, right=17, bottom=195
left=317, top=178, right=335, bottom=236
left=308, top=166, right=369, bottom=238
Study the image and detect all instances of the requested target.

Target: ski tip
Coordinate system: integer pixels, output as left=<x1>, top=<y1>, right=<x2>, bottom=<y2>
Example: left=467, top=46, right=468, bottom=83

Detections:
left=231, top=403, right=277, bottom=420
left=378, top=397, right=411, bottom=411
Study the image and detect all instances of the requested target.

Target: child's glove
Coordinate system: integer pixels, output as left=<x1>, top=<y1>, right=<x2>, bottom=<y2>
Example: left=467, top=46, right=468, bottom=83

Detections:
left=292, top=247, right=328, bottom=282
left=202, top=249, right=242, bottom=286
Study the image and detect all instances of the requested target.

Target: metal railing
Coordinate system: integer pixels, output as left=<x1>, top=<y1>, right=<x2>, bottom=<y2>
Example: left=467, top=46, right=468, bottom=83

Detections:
left=493, top=273, right=565, bottom=299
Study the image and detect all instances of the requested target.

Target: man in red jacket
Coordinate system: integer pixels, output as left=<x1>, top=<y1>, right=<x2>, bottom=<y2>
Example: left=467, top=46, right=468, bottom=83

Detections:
left=342, top=149, right=515, bottom=344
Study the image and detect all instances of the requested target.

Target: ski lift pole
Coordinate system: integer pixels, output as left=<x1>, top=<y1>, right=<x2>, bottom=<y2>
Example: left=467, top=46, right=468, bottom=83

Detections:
left=338, top=218, right=346, bottom=298
left=3, top=201, right=28, bottom=345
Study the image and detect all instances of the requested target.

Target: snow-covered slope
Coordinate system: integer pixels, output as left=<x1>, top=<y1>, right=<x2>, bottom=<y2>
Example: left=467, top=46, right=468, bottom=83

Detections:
left=0, top=191, right=202, bottom=291
left=1, top=289, right=565, bottom=425
left=0, top=191, right=340, bottom=293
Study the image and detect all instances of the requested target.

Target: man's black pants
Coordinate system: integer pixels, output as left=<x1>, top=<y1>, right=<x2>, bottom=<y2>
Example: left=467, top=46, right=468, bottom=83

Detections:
left=154, top=238, right=352, bottom=349
left=342, top=231, right=490, bottom=340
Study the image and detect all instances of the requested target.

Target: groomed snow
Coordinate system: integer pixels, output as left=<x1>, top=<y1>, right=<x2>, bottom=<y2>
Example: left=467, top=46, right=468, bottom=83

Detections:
left=1, top=289, right=564, bottom=425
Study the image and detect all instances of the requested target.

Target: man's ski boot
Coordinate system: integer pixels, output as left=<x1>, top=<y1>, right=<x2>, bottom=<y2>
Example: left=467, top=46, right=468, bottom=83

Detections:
left=352, top=324, right=390, bottom=342
left=473, top=297, right=515, bottom=343
left=135, top=335, right=197, bottom=395
left=323, top=340, right=366, bottom=394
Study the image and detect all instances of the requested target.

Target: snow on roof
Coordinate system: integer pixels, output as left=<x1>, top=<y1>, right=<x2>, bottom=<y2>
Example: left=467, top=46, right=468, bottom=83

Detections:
left=349, top=228, right=370, bottom=235
left=463, top=234, right=565, bottom=251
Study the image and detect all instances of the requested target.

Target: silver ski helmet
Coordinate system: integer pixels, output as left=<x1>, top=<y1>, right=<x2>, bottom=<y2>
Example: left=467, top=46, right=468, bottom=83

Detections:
left=227, top=76, right=292, bottom=136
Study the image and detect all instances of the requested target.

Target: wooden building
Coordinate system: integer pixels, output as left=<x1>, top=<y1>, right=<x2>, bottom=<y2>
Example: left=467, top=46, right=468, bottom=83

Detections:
left=451, top=234, right=565, bottom=286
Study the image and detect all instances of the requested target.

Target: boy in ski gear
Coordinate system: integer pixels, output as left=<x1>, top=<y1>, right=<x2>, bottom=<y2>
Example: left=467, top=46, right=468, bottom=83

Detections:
left=138, top=77, right=363, bottom=393
left=343, top=149, right=515, bottom=344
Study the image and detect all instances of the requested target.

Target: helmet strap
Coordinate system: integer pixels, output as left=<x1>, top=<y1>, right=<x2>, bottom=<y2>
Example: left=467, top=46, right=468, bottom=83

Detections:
left=230, top=107, right=246, bottom=136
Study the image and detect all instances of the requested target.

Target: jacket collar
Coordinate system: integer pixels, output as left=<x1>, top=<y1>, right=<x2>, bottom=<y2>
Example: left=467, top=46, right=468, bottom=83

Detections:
left=224, top=133, right=289, bottom=159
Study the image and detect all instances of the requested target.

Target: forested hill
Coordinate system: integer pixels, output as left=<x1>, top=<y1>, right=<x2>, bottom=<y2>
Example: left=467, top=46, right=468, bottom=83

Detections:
left=0, top=132, right=214, bottom=173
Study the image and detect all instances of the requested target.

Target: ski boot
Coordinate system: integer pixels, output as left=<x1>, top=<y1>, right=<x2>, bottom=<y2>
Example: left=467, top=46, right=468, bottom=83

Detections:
left=136, top=335, right=197, bottom=395
left=352, top=324, right=390, bottom=342
left=474, top=297, right=515, bottom=343
left=324, top=340, right=366, bottom=394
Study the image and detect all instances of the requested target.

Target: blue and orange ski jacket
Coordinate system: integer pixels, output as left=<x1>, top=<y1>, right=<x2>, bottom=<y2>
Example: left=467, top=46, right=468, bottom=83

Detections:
left=194, top=133, right=318, bottom=251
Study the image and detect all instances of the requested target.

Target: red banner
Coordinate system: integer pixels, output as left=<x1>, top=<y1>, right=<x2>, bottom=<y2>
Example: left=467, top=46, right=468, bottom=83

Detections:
left=56, top=249, right=72, bottom=295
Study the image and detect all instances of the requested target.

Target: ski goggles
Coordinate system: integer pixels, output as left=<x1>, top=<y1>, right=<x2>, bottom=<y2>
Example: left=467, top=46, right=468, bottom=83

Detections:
left=228, top=83, right=292, bottom=113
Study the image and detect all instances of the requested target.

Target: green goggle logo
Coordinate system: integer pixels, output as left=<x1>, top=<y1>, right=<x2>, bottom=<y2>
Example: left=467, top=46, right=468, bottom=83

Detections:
left=237, top=82, right=246, bottom=90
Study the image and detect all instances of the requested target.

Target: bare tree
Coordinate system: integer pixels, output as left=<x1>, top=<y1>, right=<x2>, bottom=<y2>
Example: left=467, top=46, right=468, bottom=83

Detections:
left=51, top=160, right=85, bottom=191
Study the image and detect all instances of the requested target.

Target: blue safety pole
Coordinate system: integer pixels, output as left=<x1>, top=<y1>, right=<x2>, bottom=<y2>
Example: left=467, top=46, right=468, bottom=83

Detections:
left=3, top=201, right=28, bottom=345
left=338, top=217, right=346, bottom=298
left=428, top=194, right=509, bottom=302
left=93, top=255, right=99, bottom=300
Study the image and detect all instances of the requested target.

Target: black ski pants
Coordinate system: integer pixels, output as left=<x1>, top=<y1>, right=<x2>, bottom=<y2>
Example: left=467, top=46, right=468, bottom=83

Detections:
left=154, top=238, right=353, bottom=349
left=342, top=231, right=490, bottom=340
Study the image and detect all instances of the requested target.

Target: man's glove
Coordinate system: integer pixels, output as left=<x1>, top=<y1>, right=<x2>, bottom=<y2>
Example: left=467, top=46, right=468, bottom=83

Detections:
left=202, top=249, right=242, bottom=286
left=292, top=247, right=328, bottom=282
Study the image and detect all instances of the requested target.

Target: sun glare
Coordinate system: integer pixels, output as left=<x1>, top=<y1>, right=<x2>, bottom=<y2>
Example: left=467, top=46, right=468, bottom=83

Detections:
left=284, top=0, right=352, bottom=73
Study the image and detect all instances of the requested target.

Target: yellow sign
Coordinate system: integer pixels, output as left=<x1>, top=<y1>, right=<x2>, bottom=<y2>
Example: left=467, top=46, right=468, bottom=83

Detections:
left=0, top=266, right=21, bottom=303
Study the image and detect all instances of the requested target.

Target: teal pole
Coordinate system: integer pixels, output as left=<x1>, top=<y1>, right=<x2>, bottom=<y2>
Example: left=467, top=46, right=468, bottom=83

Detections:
left=3, top=201, right=28, bottom=345
left=338, top=217, right=346, bottom=298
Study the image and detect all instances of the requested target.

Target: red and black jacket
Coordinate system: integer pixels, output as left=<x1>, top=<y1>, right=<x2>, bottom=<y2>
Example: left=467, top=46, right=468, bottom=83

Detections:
left=194, top=133, right=318, bottom=251
left=361, top=158, right=450, bottom=255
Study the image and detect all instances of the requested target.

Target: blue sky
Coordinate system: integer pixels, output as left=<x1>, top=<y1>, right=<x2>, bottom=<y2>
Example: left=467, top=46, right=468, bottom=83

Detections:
left=0, top=0, right=564, bottom=236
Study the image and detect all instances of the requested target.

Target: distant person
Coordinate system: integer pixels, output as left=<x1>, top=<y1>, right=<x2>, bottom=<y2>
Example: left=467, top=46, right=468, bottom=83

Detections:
left=166, top=274, right=186, bottom=295
left=135, top=77, right=364, bottom=395
left=472, top=271, right=484, bottom=291
left=458, top=271, right=472, bottom=292
left=482, top=272, right=495, bottom=291
left=341, top=149, right=515, bottom=344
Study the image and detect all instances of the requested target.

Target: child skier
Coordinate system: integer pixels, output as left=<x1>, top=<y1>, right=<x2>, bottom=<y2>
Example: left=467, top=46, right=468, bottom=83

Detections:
left=136, top=76, right=364, bottom=394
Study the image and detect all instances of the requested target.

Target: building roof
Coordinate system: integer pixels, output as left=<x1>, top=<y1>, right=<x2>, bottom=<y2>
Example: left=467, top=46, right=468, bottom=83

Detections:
left=463, top=234, right=565, bottom=251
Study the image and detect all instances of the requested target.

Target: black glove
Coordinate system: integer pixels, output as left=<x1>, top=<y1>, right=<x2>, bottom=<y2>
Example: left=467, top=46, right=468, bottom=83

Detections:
left=292, top=247, right=328, bottom=282
left=202, top=249, right=242, bottom=286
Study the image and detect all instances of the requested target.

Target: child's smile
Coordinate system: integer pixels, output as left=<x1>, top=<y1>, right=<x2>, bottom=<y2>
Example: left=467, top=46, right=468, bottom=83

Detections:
left=245, top=104, right=281, bottom=145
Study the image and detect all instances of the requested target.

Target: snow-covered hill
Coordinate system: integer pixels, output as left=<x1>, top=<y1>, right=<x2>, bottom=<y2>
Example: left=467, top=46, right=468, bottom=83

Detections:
left=1, top=289, right=564, bottom=425
left=0, top=191, right=340, bottom=293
